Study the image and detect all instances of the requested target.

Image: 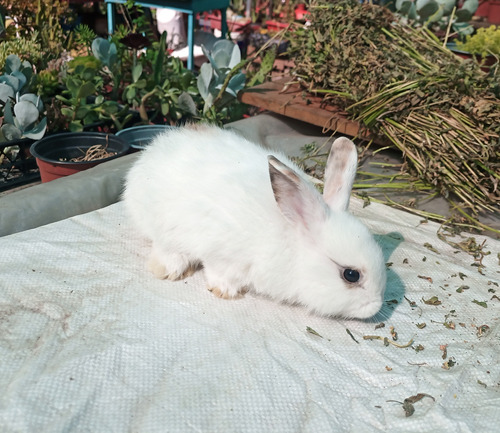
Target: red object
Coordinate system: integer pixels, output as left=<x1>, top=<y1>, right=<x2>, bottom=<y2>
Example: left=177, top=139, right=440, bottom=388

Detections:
left=488, top=0, right=500, bottom=23
left=265, top=20, right=289, bottom=32
left=295, top=4, right=309, bottom=20
left=475, top=0, right=490, bottom=17
left=34, top=157, right=104, bottom=182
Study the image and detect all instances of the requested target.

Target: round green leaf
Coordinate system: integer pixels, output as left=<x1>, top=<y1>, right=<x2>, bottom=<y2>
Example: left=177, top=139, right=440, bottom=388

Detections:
left=13, top=100, right=39, bottom=129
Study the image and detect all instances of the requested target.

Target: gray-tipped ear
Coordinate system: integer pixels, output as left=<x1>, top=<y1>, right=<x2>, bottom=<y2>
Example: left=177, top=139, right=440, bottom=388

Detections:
left=268, top=155, right=327, bottom=230
left=323, top=137, right=358, bottom=212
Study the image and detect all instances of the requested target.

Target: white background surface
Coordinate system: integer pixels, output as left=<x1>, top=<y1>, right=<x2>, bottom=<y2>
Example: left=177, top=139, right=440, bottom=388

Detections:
left=0, top=198, right=499, bottom=433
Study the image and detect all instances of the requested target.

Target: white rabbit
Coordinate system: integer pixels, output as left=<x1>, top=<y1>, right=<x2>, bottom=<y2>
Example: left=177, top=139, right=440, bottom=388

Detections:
left=123, top=124, right=386, bottom=319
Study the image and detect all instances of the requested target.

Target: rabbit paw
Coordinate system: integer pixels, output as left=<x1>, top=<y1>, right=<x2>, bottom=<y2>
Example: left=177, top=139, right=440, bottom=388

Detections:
left=147, top=250, right=199, bottom=281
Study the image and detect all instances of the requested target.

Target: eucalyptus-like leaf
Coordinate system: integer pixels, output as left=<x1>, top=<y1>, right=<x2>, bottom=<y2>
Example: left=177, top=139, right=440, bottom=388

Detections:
left=197, top=63, right=213, bottom=100
left=228, top=73, right=246, bottom=94
left=213, top=50, right=230, bottom=70
left=416, top=0, right=439, bottom=18
left=436, top=0, right=456, bottom=15
left=24, top=117, right=47, bottom=140
left=396, top=0, right=413, bottom=13
left=1, top=123, right=23, bottom=141
left=11, top=70, right=27, bottom=91
left=228, top=44, right=241, bottom=69
left=20, top=93, right=44, bottom=112
left=0, top=75, right=21, bottom=93
left=426, top=5, right=444, bottom=23
left=5, top=54, right=22, bottom=74
left=178, top=91, right=198, bottom=116
left=3, top=99, right=14, bottom=124
left=13, top=100, right=40, bottom=129
left=0, top=82, right=15, bottom=103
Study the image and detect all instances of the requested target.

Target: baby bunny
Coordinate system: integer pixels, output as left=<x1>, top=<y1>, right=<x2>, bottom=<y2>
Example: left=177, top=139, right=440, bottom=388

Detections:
left=123, top=124, right=386, bottom=319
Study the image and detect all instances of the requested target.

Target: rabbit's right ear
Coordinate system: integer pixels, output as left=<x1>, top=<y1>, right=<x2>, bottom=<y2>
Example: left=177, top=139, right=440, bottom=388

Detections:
left=322, top=137, right=358, bottom=212
left=268, top=156, right=328, bottom=231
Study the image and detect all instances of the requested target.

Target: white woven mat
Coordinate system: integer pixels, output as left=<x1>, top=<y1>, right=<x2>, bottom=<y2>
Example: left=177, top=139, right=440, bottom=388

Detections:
left=0, top=199, right=498, bottom=433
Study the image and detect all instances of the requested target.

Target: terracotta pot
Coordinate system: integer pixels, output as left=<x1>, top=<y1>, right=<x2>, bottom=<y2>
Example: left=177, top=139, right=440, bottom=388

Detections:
left=476, top=0, right=490, bottom=17
left=30, top=132, right=130, bottom=182
left=488, top=0, right=500, bottom=23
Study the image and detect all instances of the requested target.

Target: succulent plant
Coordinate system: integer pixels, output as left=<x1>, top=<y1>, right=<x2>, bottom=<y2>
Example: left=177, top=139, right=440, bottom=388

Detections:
left=0, top=54, right=46, bottom=141
left=197, top=40, right=246, bottom=114
left=396, top=0, right=479, bottom=36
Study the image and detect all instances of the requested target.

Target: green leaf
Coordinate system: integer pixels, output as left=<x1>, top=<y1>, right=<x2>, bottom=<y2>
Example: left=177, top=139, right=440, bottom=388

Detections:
left=20, top=93, right=44, bottom=112
left=0, top=75, right=21, bottom=93
left=178, top=92, right=197, bottom=116
left=132, top=64, right=143, bottom=83
left=60, top=107, right=74, bottom=117
left=1, top=124, right=22, bottom=140
left=77, top=81, right=96, bottom=99
left=416, top=0, right=439, bottom=18
left=24, top=117, right=47, bottom=140
left=197, top=63, right=213, bottom=100
left=69, top=121, right=83, bottom=132
left=0, top=82, right=15, bottom=103
left=5, top=54, right=22, bottom=74
left=13, top=100, right=40, bottom=129
left=161, top=101, right=170, bottom=116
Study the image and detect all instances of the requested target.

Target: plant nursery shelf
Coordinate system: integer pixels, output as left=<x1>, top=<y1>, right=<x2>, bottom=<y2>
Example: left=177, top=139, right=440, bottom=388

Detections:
left=240, top=78, right=379, bottom=142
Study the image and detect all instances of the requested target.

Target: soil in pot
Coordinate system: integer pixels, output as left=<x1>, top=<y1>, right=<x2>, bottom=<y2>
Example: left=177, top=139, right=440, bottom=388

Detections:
left=30, top=132, right=130, bottom=182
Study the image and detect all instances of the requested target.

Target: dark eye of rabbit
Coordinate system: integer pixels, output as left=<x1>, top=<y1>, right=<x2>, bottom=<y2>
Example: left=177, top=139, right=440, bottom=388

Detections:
left=343, top=269, right=360, bottom=283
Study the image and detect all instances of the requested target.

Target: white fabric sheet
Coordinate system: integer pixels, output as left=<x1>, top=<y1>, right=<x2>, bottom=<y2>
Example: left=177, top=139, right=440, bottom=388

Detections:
left=0, top=199, right=499, bottom=432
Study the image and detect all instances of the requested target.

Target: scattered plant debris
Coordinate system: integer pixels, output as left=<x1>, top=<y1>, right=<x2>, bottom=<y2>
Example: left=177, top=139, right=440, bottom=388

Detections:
left=363, top=335, right=414, bottom=348
left=416, top=323, right=426, bottom=329
left=422, top=296, right=441, bottom=306
left=418, top=275, right=433, bottom=283
left=306, top=326, right=323, bottom=338
left=476, top=325, right=490, bottom=338
left=375, top=322, right=385, bottom=330
left=440, top=344, right=448, bottom=359
left=442, top=358, right=456, bottom=370
left=387, top=393, right=435, bottom=417
left=472, top=299, right=488, bottom=308
left=346, top=328, right=360, bottom=344
left=424, top=243, right=439, bottom=254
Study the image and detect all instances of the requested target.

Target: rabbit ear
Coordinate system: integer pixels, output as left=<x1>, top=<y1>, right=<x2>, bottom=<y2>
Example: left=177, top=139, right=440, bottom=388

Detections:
left=268, top=156, right=327, bottom=230
left=322, top=137, right=358, bottom=212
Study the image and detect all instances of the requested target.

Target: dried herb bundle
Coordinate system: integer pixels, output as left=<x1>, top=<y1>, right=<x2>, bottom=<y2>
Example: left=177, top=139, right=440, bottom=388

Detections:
left=288, top=0, right=499, bottom=214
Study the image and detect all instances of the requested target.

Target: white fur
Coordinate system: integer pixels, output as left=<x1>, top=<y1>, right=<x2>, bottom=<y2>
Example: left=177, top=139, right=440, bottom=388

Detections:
left=123, top=124, right=386, bottom=319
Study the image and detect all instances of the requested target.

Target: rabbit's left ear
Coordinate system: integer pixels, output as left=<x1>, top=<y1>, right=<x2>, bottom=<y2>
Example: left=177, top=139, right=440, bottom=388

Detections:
left=323, top=137, right=358, bottom=212
left=268, top=156, right=327, bottom=231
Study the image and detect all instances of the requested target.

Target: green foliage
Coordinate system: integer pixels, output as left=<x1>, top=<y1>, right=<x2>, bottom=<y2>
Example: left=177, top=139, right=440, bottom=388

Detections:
left=395, top=0, right=478, bottom=37
left=197, top=40, right=246, bottom=115
left=55, top=59, right=130, bottom=132
left=456, top=25, right=500, bottom=56
left=0, top=55, right=46, bottom=141
left=121, top=32, right=200, bottom=123
left=0, top=32, right=43, bottom=68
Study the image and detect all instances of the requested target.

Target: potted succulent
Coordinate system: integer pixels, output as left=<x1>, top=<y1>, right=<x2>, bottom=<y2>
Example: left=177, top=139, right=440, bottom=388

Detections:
left=449, top=25, right=499, bottom=70
left=30, top=132, right=130, bottom=182
left=0, top=54, right=47, bottom=190
left=395, top=0, right=479, bottom=37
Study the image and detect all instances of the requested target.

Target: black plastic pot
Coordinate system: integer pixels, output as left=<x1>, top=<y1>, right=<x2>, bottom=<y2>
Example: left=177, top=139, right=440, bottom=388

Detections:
left=30, top=132, right=130, bottom=182
left=116, top=124, right=175, bottom=150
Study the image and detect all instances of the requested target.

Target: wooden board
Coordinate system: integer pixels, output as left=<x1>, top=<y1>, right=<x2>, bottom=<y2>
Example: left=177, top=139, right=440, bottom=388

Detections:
left=239, top=78, right=374, bottom=140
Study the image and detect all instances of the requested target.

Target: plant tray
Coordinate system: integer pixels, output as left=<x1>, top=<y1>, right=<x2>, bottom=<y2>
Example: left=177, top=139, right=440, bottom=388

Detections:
left=0, top=140, right=40, bottom=193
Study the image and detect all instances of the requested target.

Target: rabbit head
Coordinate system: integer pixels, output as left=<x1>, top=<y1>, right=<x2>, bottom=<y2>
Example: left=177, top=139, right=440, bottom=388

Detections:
left=268, top=137, right=386, bottom=319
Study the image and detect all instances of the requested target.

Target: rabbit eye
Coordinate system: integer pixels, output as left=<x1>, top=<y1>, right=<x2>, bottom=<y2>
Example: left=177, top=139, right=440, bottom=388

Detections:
left=343, top=268, right=360, bottom=283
